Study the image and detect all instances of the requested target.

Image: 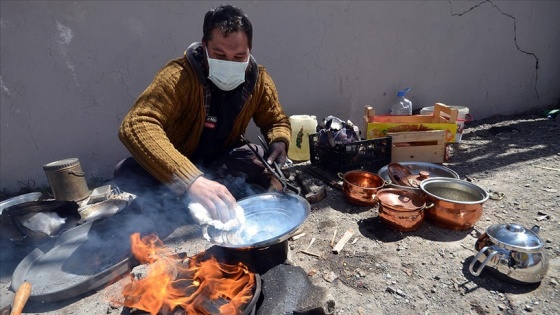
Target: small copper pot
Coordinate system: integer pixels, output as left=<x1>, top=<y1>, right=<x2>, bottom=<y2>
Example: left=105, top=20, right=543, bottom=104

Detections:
left=420, top=178, right=489, bottom=230
left=340, top=170, right=385, bottom=206
left=376, top=188, right=426, bottom=232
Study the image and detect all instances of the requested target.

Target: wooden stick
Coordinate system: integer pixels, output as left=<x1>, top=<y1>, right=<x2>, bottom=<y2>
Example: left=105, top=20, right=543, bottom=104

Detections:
left=330, top=229, right=338, bottom=248
left=534, top=165, right=560, bottom=172
left=11, top=281, right=32, bottom=315
left=300, top=250, right=322, bottom=258
left=305, top=237, right=316, bottom=251
left=291, top=232, right=306, bottom=240
left=332, top=229, right=354, bottom=254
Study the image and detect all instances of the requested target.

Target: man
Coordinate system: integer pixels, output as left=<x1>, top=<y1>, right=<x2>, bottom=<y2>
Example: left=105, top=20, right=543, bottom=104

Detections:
left=115, top=4, right=291, bottom=224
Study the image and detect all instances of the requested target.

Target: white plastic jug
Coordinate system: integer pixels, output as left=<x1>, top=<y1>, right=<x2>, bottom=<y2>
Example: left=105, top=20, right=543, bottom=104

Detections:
left=288, top=115, right=317, bottom=162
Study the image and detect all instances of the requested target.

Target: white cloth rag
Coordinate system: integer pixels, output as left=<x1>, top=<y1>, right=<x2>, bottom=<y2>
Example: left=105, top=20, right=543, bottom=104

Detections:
left=188, top=202, right=246, bottom=231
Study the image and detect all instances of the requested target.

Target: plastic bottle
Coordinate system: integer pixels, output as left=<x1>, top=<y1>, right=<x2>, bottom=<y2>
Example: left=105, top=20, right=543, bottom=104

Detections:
left=391, top=88, right=412, bottom=115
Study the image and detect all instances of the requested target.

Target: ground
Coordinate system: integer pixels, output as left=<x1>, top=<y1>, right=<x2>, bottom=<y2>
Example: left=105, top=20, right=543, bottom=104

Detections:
left=1, top=109, right=559, bottom=315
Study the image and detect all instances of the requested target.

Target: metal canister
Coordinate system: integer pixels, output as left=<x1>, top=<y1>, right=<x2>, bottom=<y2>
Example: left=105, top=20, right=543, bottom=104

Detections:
left=43, top=158, right=90, bottom=201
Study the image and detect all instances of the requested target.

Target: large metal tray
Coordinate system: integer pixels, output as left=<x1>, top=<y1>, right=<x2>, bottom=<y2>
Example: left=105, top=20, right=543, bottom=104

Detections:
left=11, top=213, right=154, bottom=302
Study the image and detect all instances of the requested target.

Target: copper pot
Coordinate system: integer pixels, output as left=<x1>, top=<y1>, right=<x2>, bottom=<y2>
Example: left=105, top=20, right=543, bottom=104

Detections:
left=420, top=178, right=489, bottom=230
left=376, top=188, right=426, bottom=232
left=340, top=171, right=385, bottom=206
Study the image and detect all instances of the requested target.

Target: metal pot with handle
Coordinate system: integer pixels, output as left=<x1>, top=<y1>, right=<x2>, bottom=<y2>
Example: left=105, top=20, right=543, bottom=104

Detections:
left=469, top=223, right=549, bottom=284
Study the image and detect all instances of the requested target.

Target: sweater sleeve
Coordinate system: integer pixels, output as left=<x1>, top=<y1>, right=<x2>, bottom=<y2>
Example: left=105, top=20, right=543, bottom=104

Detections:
left=118, top=61, right=203, bottom=196
left=252, top=67, right=292, bottom=148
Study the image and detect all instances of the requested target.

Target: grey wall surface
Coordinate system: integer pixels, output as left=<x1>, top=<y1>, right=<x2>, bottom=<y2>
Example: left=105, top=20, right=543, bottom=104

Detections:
left=1, top=1, right=559, bottom=192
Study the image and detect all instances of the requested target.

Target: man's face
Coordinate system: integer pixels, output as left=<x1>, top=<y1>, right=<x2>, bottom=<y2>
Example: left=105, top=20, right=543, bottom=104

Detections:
left=204, top=28, right=250, bottom=62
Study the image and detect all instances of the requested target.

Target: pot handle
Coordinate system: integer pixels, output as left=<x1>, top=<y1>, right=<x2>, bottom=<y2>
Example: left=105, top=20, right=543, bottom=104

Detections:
left=469, top=246, right=499, bottom=276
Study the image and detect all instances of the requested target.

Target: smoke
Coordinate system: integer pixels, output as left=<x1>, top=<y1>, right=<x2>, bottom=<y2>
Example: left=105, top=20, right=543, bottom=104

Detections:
left=188, top=163, right=264, bottom=201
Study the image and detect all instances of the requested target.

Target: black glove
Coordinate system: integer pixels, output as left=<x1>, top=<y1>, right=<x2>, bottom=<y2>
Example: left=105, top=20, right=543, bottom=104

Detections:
left=266, top=141, right=287, bottom=167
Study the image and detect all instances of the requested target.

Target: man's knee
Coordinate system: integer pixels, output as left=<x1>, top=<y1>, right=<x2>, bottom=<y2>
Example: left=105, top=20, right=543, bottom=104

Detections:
left=113, top=157, right=163, bottom=196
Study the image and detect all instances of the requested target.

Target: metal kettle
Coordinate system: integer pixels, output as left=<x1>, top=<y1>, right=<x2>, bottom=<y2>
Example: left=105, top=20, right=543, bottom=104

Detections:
left=469, top=223, right=549, bottom=284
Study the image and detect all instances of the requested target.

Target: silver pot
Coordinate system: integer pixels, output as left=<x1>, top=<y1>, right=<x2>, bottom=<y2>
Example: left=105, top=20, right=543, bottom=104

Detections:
left=469, top=223, right=549, bottom=284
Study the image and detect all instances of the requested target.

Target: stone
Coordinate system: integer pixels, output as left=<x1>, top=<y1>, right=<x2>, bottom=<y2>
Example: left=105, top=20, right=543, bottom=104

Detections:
left=323, top=271, right=338, bottom=283
left=257, top=264, right=335, bottom=315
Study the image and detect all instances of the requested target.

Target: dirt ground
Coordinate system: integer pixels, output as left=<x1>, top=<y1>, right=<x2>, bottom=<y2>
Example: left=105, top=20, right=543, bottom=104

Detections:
left=1, top=108, right=559, bottom=315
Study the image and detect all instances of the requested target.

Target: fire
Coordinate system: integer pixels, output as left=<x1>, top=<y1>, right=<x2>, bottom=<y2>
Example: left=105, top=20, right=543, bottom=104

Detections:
left=121, top=233, right=255, bottom=315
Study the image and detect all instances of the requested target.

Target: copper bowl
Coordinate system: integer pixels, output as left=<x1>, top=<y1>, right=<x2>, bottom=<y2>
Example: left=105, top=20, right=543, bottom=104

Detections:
left=420, top=178, right=489, bottom=230
left=341, top=170, right=385, bottom=206
left=376, top=188, right=426, bottom=232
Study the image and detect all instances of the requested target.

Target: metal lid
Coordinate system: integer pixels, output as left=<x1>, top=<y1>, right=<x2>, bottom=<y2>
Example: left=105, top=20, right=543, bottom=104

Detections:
left=377, top=188, right=425, bottom=211
left=387, top=163, right=412, bottom=186
left=486, top=223, right=544, bottom=251
left=43, top=158, right=80, bottom=171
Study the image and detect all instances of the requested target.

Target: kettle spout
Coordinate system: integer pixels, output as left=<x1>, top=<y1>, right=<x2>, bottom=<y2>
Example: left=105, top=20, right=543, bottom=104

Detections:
left=531, top=225, right=541, bottom=235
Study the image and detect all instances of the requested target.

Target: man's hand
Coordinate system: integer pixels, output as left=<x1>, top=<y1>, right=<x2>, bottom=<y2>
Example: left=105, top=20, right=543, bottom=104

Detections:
left=266, top=141, right=287, bottom=166
left=186, top=177, right=237, bottom=223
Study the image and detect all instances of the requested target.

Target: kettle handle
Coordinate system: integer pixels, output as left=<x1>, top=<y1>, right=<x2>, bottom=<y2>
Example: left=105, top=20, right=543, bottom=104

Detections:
left=469, top=246, right=500, bottom=276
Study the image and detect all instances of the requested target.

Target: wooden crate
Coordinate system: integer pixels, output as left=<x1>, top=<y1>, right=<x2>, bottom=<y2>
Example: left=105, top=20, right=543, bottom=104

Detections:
left=371, top=103, right=458, bottom=123
left=388, top=130, right=446, bottom=163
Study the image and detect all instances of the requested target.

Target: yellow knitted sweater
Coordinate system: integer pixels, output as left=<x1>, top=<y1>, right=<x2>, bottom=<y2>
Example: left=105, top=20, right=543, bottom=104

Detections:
left=119, top=56, right=291, bottom=196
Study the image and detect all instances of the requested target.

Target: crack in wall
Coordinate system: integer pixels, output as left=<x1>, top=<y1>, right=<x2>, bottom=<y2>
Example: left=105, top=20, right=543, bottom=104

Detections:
left=449, top=0, right=540, bottom=100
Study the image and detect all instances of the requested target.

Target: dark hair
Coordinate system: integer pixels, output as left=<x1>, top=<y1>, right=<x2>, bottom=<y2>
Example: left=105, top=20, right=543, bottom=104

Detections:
left=202, top=4, right=253, bottom=49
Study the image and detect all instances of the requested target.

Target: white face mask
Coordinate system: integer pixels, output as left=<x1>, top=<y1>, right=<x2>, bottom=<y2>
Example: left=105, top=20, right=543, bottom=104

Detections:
left=206, top=48, right=250, bottom=91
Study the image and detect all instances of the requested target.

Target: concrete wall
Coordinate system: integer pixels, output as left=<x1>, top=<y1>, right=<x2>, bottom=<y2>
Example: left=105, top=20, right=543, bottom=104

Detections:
left=1, top=1, right=559, bottom=192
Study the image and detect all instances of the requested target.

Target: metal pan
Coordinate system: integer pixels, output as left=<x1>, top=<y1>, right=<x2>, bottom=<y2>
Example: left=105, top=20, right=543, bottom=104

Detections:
left=11, top=212, right=155, bottom=302
left=0, top=192, right=43, bottom=213
left=203, top=193, right=310, bottom=249
left=78, top=199, right=128, bottom=224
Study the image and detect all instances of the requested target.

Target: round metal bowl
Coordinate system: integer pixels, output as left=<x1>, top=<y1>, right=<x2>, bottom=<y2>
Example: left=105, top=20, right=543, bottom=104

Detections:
left=378, top=162, right=459, bottom=190
left=420, top=178, right=489, bottom=230
left=204, top=193, right=310, bottom=249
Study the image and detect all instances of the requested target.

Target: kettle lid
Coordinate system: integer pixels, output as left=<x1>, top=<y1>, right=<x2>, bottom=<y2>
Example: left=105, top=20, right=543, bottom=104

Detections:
left=486, top=223, right=544, bottom=250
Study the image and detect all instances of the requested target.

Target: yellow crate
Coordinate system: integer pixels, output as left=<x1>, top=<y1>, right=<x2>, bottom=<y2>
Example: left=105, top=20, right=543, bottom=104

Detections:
left=363, top=103, right=459, bottom=143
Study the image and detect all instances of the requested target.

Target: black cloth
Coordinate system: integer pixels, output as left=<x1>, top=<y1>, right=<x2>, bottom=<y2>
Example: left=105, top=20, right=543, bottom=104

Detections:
left=113, top=145, right=270, bottom=201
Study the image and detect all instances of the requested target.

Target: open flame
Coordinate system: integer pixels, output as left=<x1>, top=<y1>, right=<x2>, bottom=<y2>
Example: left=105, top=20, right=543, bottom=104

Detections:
left=121, top=233, right=255, bottom=315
